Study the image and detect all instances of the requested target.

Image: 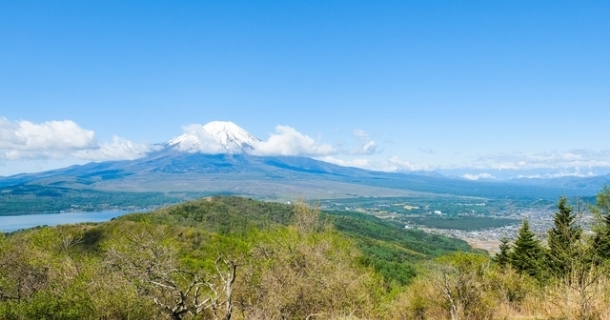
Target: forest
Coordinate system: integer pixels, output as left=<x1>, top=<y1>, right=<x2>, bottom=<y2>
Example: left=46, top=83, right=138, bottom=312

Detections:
left=1, top=187, right=610, bottom=319
left=0, top=185, right=211, bottom=215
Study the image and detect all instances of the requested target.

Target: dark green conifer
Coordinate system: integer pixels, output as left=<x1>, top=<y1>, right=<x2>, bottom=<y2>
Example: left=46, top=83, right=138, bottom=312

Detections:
left=494, top=237, right=511, bottom=268
left=547, top=197, right=582, bottom=277
left=592, top=186, right=610, bottom=261
left=592, top=214, right=610, bottom=261
left=509, top=220, right=544, bottom=278
left=595, top=185, right=610, bottom=216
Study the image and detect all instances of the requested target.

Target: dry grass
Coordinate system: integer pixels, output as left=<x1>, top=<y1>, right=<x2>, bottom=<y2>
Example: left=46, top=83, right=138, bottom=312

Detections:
left=383, top=258, right=610, bottom=320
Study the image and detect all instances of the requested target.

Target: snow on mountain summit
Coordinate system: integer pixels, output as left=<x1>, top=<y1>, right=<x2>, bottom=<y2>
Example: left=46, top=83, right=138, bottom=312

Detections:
left=166, top=121, right=261, bottom=153
left=202, top=121, right=261, bottom=151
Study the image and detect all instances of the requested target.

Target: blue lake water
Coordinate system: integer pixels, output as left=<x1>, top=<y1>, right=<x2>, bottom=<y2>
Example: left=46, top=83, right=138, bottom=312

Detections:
left=0, top=211, right=136, bottom=233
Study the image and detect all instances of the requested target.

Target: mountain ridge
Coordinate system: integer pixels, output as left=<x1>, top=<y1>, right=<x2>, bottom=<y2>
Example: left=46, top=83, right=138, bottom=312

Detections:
left=1, top=121, right=608, bottom=200
left=0, top=150, right=598, bottom=200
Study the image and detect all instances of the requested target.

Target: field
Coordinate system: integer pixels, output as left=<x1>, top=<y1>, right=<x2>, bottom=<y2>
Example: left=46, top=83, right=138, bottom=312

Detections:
left=404, top=216, right=521, bottom=230
left=317, top=195, right=556, bottom=217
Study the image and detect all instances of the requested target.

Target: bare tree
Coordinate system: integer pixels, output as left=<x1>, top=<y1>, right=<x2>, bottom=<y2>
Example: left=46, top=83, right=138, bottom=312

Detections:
left=0, top=235, right=49, bottom=302
left=292, top=200, right=328, bottom=234
left=432, top=252, right=493, bottom=320
left=104, top=225, right=238, bottom=320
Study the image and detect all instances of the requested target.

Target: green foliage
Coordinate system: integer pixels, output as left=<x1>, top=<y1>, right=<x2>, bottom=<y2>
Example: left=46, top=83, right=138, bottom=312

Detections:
left=406, top=216, right=520, bottom=230
left=509, top=220, right=546, bottom=279
left=120, top=197, right=472, bottom=286
left=592, top=186, right=610, bottom=261
left=0, top=195, right=522, bottom=319
left=358, top=241, right=418, bottom=287
left=327, top=210, right=472, bottom=286
left=319, top=195, right=557, bottom=222
left=120, top=196, right=296, bottom=234
left=595, top=185, right=610, bottom=216
left=434, top=252, right=495, bottom=320
left=0, top=185, right=207, bottom=215
left=494, top=237, right=511, bottom=268
left=6, top=192, right=610, bottom=319
left=240, top=226, right=384, bottom=319
left=435, top=251, right=490, bottom=273
left=547, top=197, right=582, bottom=277
left=327, top=210, right=471, bottom=256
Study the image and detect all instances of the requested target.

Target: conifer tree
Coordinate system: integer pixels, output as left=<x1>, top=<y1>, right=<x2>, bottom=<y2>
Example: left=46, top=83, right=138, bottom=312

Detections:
left=592, top=186, right=610, bottom=261
left=595, top=185, right=610, bottom=216
left=547, top=197, right=582, bottom=277
left=494, top=237, right=511, bottom=268
left=509, top=220, right=544, bottom=278
left=592, top=214, right=610, bottom=261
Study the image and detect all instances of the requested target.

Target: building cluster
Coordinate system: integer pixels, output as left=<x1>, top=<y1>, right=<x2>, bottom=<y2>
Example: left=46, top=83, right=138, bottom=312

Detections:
left=417, top=207, right=596, bottom=249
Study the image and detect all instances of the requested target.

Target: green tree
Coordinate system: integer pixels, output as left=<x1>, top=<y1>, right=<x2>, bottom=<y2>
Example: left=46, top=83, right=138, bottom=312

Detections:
left=591, top=186, right=610, bottom=261
left=547, top=197, right=582, bottom=277
left=494, top=237, right=511, bottom=268
left=592, top=216, right=610, bottom=261
left=509, top=220, right=544, bottom=279
left=0, top=233, right=49, bottom=303
left=595, top=185, right=610, bottom=216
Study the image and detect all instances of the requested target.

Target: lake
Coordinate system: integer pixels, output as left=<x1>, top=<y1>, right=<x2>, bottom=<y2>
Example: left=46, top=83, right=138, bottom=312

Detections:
left=0, top=210, right=137, bottom=233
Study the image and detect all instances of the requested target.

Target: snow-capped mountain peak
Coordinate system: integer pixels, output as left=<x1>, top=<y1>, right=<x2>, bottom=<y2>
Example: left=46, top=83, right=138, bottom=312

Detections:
left=166, top=121, right=260, bottom=153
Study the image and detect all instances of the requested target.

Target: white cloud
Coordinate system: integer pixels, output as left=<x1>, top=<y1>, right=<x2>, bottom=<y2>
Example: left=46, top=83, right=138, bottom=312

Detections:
left=516, top=169, right=597, bottom=179
left=0, top=118, right=96, bottom=160
left=387, top=156, right=431, bottom=172
left=0, top=118, right=152, bottom=161
left=431, top=150, right=610, bottom=180
left=462, top=173, right=496, bottom=180
left=352, top=129, right=378, bottom=155
left=251, top=125, right=335, bottom=156
left=469, top=150, right=610, bottom=171
left=318, top=155, right=441, bottom=173
left=73, top=136, right=153, bottom=161
left=318, top=156, right=377, bottom=170
left=173, top=124, right=227, bottom=154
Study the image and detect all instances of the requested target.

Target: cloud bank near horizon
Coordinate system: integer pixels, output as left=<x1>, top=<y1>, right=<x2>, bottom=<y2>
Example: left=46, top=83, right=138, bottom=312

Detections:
left=2, top=117, right=610, bottom=179
left=0, top=118, right=151, bottom=162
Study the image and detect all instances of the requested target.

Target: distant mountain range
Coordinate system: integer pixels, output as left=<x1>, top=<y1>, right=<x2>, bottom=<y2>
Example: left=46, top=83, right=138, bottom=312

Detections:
left=0, top=121, right=608, bottom=200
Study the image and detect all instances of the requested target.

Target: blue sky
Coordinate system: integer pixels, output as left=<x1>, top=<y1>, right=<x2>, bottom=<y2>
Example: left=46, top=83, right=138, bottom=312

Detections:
left=1, top=1, right=609, bottom=179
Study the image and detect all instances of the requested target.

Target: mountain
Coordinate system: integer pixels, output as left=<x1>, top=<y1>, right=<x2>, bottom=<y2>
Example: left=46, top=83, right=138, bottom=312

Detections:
left=0, top=150, right=586, bottom=201
left=508, top=174, right=610, bottom=193
left=0, top=121, right=602, bottom=201
left=165, top=121, right=260, bottom=153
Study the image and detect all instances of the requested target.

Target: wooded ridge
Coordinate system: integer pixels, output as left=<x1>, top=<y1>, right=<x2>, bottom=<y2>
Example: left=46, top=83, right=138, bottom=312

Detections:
left=1, top=190, right=610, bottom=319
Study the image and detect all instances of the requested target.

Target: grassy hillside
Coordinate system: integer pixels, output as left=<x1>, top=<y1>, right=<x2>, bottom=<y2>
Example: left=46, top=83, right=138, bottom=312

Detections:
left=2, top=195, right=609, bottom=319
left=118, top=196, right=472, bottom=285
left=0, top=196, right=472, bottom=318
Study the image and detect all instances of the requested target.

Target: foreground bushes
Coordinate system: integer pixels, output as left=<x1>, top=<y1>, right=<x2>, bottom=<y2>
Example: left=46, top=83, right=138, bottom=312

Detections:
left=3, top=193, right=610, bottom=319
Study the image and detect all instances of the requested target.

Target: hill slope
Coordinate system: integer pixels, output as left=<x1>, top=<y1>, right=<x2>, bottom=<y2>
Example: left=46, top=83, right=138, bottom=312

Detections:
left=0, top=196, right=474, bottom=317
left=118, top=196, right=473, bottom=284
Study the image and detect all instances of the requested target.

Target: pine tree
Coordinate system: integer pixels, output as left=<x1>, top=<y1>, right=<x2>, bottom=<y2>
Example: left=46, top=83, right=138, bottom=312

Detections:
left=509, top=220, right=544, bottom=278
left=596, top=185, right=610, bottom=216
left=494, top=237, right=511, bottom=268
left=547, top=197, right=582, bottom=277
left=592, top=186, right=610, bottom=261
left=592, top=214, right=610, bottom=261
